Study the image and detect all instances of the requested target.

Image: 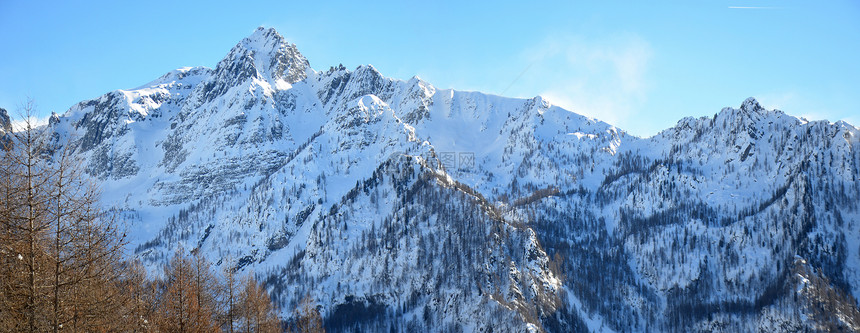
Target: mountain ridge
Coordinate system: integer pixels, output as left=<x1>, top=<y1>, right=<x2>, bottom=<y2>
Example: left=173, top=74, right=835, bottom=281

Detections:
left=13, top=27, right=860, bottom=332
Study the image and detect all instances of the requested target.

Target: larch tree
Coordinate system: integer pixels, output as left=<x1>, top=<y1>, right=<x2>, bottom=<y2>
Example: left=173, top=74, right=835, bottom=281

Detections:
left=119, top=260, right=159, bottom=333
left=1, top=102, right=288, bottom=332
left=155, top=249, right=222, bottom=333
left=191, top=250, right=222, bottom=331
left=0, top=100, right=54, bottom=331
left=0, top=100, right=129, bottom=331
left=220, top=260, right=240, bottom=333
left=155, top=250, right=194, bottom=332
left=290, top=295, right=324, bottom=333
left=237, top=274, right=281, bottom=333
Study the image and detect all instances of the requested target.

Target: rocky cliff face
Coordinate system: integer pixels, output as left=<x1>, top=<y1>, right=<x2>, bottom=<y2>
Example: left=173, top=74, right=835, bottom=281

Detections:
left=43, top=27, right=860, bottom=332
left=0, top=107, right=10, bottom=148
left=0, top=108, right=10, bottom=134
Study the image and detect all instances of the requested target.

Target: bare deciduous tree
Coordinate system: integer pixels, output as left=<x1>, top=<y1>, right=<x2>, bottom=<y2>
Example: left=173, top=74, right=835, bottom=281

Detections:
left=290, top=295, right=324, bottom=333
left=0, top=100, right=128, bottom=331
left=220, top=260, right=240, bottom=333
left=238, top=273, right=281, bottom=333
left=154, top=249, right=222, bottom=332
left=1, top=101, right=287, bottom=332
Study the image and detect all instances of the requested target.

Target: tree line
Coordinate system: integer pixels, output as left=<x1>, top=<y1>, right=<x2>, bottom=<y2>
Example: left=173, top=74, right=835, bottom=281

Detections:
left=0, top=102, right=323, bottom=332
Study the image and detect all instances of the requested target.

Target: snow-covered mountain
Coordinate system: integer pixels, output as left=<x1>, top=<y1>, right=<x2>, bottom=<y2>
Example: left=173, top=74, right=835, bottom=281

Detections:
left=35, top=27, right=860, bottom=331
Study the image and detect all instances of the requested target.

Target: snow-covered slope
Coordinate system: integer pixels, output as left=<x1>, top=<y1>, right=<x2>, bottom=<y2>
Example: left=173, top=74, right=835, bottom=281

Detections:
left=40, top=27, right=860, bottom=332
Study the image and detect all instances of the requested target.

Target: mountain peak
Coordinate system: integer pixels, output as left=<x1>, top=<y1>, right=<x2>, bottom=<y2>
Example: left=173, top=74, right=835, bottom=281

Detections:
left=217, top=27, right=309, bottom=85
left=242, top=27, right=288, bottom=50
left=711, top=97, right=769, bottom=124
left=195, top=27, right=310, bottom=103
left=740, top=97, right=764, bottom=113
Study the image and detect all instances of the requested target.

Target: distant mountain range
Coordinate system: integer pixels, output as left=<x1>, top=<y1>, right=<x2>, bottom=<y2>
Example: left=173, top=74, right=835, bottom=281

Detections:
left=6, top=27, right=858, bottom=332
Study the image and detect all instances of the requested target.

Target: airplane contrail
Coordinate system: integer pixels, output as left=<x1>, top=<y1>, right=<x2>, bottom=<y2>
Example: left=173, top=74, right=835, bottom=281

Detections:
left=500, top=62, right=535, bottom=96
left=728, top=6, right=779, bottom=9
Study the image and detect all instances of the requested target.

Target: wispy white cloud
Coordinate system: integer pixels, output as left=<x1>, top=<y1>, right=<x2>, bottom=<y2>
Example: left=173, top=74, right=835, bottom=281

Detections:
left=10, top=115, right=51, bottom=132
left=519, top=33, right=653, bottom=128
left=756, top=92, right=798, bottom=111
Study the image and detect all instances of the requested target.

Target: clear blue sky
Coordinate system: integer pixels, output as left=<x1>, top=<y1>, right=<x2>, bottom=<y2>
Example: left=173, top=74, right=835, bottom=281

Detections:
left=1, top=0, right=857, bottom=137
